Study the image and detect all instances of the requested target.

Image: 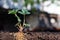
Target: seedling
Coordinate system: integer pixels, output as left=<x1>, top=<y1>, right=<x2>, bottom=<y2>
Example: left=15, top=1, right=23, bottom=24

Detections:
left=8, top=9, right=30, bottom=31
left=18, top=9, right=30, bottom=27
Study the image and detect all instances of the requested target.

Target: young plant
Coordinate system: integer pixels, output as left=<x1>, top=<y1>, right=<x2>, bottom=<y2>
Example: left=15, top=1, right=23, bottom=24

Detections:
left=8, top=9, right=30, bottom=31
left=8, top=9, right=22, bottom=31
left=18, top=9, right=30, bottom=27
left=8, top=9, right=29, bottom=40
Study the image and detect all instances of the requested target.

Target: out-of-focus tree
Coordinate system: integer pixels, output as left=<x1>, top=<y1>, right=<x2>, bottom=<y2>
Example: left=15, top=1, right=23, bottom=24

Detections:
left=24, top=0, right=34, bottom=7
left=24, top=0, right=41, bottom=12
left=13, top=0, right=18, bottom=2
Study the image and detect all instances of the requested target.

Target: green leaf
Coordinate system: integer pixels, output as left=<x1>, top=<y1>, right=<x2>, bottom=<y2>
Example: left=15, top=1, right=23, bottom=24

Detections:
left=15, top=9, right=18, bottom=12
left=24, top=24, right=30, bottom=27
left=18, top=11, right=24, bottom=14
left=25, top=12, right=30, bottom=14
left=8, top=10, right=17, bottom=14
left=8, top=10, right=14, bottom=14
left=22, top=9, right=25, bottom=13
left=18, top=9, right=30, bottom=15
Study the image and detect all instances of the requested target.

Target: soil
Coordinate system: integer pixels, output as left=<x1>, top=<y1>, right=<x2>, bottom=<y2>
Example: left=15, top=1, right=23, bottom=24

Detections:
left=0, top=31, right=60, bottom=40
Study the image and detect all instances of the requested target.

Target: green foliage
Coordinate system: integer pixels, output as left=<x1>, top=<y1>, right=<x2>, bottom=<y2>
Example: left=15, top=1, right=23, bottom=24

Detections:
left=18, top=9, right=30, bottom=27
left=8, top=9, right=30, bottom=27
left=37, top=0, right=40, bottom=4
left=18, top=9, right=30, bottom=15
left=24, top=24, right=30, bottom=27
left=8, top=9, right=21, bottom=23
left=24, top=0, right=34, bottom=6
left=8, top=9, right=18, bottom=14
left=13, top=0, right=18, bottom=2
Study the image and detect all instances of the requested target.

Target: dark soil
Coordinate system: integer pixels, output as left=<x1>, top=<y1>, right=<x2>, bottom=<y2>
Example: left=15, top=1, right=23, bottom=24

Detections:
left=25, top=32, right=60, bottom=40
left=0, top=31, right=14, bottom=40
left=0, top=31, right=60, bottom=40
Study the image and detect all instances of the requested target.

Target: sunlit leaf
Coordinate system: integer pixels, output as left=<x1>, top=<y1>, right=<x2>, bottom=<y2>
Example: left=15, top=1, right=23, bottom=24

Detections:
left=22, top=9, right=25, bottom=13
left=15, top=9, right=18, bottom=12
left=8, top=10, right=17, bottom=14
left=26, top=12, right=30, bottom=14
left=8, top=10, right=14, bottom=14
left=18, top=9, right=30, bottom=15
left=24, top=24, right=30, bottom=27
left=18, top=11, right=24, bottom=15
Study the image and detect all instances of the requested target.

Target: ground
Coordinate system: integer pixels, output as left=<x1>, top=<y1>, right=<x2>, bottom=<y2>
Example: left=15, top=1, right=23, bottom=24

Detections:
left=0, top=31, right=60, bottom=40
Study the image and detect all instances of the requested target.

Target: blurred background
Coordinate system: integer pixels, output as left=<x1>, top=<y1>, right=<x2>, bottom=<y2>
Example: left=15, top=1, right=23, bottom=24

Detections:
left=0, top=0, right=60, bottom=32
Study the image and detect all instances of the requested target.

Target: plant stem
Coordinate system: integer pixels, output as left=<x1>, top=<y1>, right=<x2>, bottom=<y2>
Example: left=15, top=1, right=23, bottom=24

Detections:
left=15, top=14, right=21, bottom=23
left=23, top=15, right=25, bottom=27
